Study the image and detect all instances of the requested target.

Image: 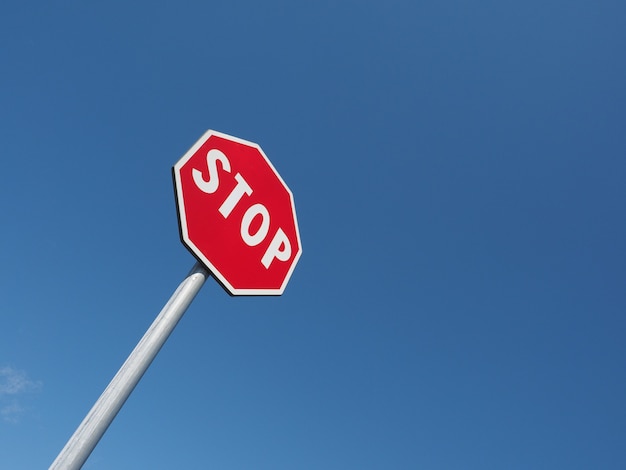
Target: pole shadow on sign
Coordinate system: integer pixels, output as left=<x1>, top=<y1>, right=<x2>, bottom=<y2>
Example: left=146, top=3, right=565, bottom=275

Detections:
left=49, top=130, right=302, bottom=470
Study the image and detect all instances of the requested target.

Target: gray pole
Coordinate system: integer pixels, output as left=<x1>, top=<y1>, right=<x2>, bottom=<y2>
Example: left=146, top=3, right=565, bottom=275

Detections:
left=50, top=262, right=209, bottom=470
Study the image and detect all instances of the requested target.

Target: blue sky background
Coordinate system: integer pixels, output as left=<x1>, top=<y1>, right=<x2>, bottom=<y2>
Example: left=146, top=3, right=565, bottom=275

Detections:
left=1, top=1, right=625, bottom=468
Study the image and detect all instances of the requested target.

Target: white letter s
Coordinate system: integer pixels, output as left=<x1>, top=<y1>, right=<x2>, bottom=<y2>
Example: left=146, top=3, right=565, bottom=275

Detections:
left=193, top=149, right=231, bottom=194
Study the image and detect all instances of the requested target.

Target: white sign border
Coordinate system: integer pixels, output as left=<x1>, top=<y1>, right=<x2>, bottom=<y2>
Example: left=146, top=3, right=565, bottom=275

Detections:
left=172, top=129, right=302, bottom=296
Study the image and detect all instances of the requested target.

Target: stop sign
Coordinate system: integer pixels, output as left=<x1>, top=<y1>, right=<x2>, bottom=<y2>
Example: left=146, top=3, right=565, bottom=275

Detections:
left=172, top=130, right=302, bottom=295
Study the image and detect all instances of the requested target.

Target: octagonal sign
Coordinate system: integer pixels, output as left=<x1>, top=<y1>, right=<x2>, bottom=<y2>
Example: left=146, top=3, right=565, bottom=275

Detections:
left=173, top=130, right=302, bottom=295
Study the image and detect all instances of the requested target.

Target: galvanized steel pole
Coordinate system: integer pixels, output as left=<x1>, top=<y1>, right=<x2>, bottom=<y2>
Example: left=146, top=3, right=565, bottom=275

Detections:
left=50, top=262, right=209, bottom=470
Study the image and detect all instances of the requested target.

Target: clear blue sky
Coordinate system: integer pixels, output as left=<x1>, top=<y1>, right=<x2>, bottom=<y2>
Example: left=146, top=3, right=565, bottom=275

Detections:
left=1, top=1, right=625, bottom=468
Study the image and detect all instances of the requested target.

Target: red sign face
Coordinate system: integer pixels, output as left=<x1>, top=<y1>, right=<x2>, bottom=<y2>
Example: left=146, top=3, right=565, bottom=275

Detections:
left=173, top=130, right=302, bottom=295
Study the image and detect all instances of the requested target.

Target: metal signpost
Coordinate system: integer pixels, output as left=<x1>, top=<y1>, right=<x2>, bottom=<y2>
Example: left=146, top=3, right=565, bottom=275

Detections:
left=50, top=130, right=301, bottom=469
left=49, top=263, right=208, bottom=470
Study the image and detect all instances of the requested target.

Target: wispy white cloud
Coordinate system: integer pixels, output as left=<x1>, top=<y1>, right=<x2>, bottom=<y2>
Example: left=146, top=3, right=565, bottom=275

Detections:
left=0, top=366, right=42, bottom=423
left=1, top=401, right=25, bottom=424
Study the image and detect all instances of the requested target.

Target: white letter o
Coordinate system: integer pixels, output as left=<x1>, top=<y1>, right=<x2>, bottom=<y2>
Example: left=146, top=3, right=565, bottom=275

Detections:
left=241, top=203, right=270, bottom=247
